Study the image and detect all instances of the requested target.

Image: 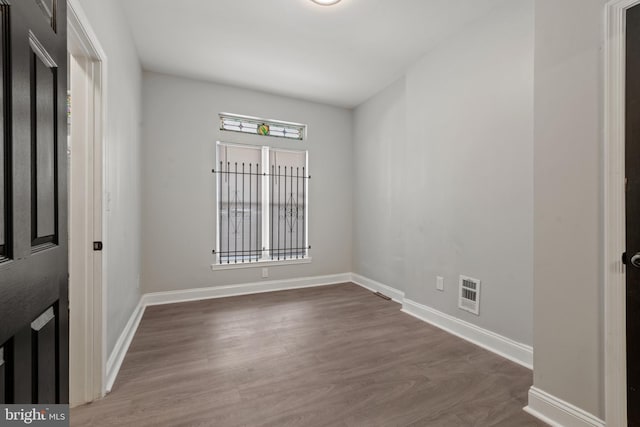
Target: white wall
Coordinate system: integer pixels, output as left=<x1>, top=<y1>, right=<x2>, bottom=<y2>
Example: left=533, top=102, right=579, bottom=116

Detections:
left=533, top=0, right=605, bottom=418
left=354, top=0, right=534, bottom=346
left=353, top=78, right=407, bottom=291
left=140, top=72, right=352, bottom=293
left=77, top=0, right=143, bottom=355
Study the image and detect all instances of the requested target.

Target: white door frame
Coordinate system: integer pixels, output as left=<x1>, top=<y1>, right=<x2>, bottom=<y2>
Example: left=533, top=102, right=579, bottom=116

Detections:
left=604, top=0, right=640, bottom=425
left=67, top=0, right=108, bottom=406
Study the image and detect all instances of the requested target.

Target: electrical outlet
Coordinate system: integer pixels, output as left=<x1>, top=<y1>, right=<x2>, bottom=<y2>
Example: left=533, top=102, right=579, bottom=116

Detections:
left=436, top=276, right=444, bottom=291
left=262, top=268, right=269, bottom=279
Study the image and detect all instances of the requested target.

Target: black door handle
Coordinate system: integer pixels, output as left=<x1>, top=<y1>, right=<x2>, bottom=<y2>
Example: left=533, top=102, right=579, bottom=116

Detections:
left=624, top=252, right=640, bottom=268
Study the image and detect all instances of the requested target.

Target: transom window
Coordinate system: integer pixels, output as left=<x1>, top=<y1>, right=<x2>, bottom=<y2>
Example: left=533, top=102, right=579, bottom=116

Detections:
left=214, top=142, right=309, bottom=265
left=219, top=113, right=306, bottom=141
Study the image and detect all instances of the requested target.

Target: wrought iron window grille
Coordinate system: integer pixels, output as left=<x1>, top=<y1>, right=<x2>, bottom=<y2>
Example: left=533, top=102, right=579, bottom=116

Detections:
left=213, top=147, right=310, bottom=265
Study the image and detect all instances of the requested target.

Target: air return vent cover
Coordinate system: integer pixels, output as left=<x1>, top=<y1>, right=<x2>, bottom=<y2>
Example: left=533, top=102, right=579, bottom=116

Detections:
left=458, top=275, right=481, bottom=315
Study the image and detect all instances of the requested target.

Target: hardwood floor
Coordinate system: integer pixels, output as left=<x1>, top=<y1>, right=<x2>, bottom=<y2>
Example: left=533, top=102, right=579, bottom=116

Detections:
left=71, top=283, right=545, bottom=427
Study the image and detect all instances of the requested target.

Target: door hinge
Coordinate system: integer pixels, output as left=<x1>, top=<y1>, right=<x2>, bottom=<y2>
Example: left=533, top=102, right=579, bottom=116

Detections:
left=623, top=251, right=628, bottom=265
left=93, top=241, right=103, bottom=251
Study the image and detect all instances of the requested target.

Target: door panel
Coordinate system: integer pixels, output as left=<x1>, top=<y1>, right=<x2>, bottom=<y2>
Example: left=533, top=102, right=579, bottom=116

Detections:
left=34, top=0, right=57, bottom=32
left=31, top=46, right=57, bottom=247
left=0, top=346, right=5, bottom=402
left=32, top=307, right=56, bottom=403
left=0, top=1, right=68, bottom=404
left=0, top=125, right=4, bottom=252
left=0, top=3, right=9, bottom=262
left=12, top=330, right=32, bottom=403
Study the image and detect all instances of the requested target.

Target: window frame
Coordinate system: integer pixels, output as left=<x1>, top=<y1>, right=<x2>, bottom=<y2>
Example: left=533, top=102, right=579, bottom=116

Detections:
left=212, top=141, right=310, bottom=270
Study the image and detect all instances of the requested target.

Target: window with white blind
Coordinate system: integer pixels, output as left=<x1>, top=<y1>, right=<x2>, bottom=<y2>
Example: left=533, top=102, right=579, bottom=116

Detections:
left=214, top=142, right=309, bottom=267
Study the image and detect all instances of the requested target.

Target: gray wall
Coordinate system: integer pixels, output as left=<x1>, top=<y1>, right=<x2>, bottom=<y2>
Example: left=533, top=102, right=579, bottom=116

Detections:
left=140, top=72, right=353, bottom=293
left=533, top=0, right=606, bottom=418
left=77, top=0, right=143, bottom=355
left=353, top=78, right=407, bottom=291
left=353, top=0, right=534, bottom=346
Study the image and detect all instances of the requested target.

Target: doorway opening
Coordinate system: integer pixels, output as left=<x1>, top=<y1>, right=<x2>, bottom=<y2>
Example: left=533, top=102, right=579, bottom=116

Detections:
left=67, top=0, right=107, bottom=407
left=604, top=0, right=640, bottom=425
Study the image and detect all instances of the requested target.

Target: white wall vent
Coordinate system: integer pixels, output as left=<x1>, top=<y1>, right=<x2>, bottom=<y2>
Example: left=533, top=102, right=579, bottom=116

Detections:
left=458, top=275, right=481, bottom=315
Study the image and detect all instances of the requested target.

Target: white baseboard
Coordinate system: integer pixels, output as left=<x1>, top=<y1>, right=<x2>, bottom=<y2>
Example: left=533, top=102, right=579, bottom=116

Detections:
left=142, top=273, right=352, bottom=306
left=106, top=273, right=533, bottom=402
left=105, top=273, right=351, bottom=390
left=350, top=273, right=405, bottom=303
left=104, top=273, right=604, bottom=427
left=401, top=298, right=533, bottom=369
left=350, top=273, right=532, bottom=369
left=524, top=387, right=605, bottom=427
left=105, top=300, right=145, bottom=393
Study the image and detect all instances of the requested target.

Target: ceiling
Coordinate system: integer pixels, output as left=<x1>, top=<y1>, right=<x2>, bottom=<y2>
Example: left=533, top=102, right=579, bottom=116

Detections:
left=120, top=0, right=505, bottom=108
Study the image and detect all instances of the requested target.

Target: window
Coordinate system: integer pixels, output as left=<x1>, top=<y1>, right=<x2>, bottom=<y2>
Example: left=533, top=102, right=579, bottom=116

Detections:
left=220, top=113, right=306, bottom=141
left=215, top=142, right=309, bottom=266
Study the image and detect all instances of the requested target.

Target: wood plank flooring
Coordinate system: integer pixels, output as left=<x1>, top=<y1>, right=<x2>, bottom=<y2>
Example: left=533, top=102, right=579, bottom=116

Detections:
left=71, top=283, right=545, bottom=427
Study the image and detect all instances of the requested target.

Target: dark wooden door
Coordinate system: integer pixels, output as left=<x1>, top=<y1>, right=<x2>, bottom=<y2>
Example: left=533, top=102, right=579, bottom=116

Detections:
left=628, top=4, right=640, bottom=425
left=0, top=0, right=68, bottom=404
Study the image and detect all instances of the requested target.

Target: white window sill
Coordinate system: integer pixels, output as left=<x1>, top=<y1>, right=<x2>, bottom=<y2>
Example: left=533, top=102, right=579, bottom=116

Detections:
left=211, top=257, right=312, bottom=271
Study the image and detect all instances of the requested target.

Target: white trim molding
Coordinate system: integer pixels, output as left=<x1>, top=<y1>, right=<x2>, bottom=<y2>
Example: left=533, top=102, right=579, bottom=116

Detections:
left=350, top=273, right=405, bottom=303
left=604, top=1, right=640, bottom=425
left=67, top=0, right=109, bottom=404
left=351, top=273, right=532, bottom=369
left=105, top=273, right=535, bottom=403
left=143, top=273, right=351, bottom=306
left=401, top=299, right=533, bottom=369
left=105, top=300, right=145, bottom=393
left=68, top=0, right=108, bottom=61
left=524, top=387, right=605, bottom=427
left=211, top=257, right=312, bottom=271
left=105, top=273, right=351, bottom=388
